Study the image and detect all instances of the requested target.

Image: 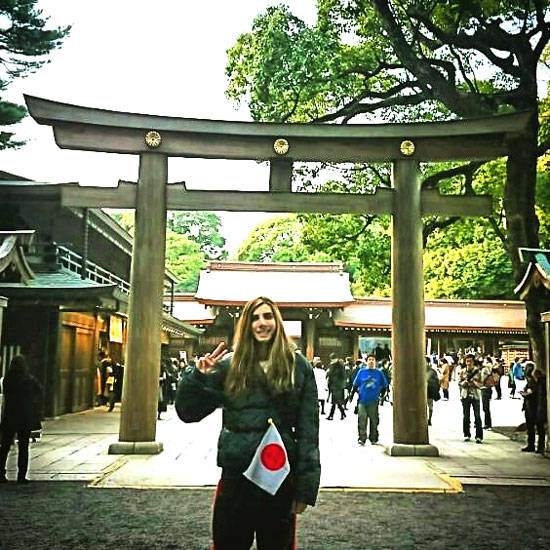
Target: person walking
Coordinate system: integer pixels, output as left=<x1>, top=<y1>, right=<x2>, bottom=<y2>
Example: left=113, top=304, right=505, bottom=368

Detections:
left=312, top=357, right=328, bottom=415
left=326, top=353, right=346, bottom=420
left=520, top=361, right=546, bottom=453
left=508, top=357, right=522, bottom=398
left=176, top=296, right=320, bottom=550
left=480, top=359, right=494, bottom=430
left=0, top=355, right=43, bottom=483
left=534, top=366, right=547, bottom=454
left=493, top=359, right=504, bottom=400
left=378, top=359, right=392, bottom=406
left=157, top=362, right=168, bottom=420
left=352, top=354, right=388, bottom=445
left=459, top=354, right=484, bottom=444
left=427, top=359, right=441, bottom=426
left=438, top=357, right=450, bottom=400
left=97, top=350, right=112, bottom=406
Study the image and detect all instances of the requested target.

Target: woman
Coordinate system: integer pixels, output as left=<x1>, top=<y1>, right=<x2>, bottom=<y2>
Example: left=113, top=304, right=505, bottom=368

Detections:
left=176, top=296, right=320, bottom=550
left=438, top=357, right=450, bottom=400
left=0, top=355, right=43, bottom=483
left=521, top=361, right=545, bottom=453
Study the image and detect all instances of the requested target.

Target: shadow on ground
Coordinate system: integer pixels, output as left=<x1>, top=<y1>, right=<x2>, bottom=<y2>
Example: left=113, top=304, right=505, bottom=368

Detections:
left=0, top=483, right=549, bottom=549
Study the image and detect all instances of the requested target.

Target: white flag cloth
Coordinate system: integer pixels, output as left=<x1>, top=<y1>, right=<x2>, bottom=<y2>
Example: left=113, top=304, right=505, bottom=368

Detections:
left=243, top=421, right=290, bottom=495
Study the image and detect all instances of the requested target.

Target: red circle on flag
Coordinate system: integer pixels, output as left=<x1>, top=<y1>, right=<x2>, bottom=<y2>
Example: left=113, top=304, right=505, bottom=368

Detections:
left=260, top=443, right=286, bottom=471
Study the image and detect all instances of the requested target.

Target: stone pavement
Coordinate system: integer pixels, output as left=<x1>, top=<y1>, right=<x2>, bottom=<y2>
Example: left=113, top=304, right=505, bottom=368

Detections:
left=5, top=381, right=549, bottom=491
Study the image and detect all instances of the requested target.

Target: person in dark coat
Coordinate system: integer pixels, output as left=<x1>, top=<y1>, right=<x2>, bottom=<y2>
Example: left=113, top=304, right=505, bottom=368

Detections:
left=521, top=362, right=547, bottom=453
left=326, top=353, right=347, bottom=420
left=0, top=355, right=43, bottom=483
left=176, top=296, right=320, bottom=550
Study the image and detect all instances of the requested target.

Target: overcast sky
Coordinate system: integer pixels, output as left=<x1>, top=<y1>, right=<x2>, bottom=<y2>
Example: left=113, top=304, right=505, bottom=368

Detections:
left=2, top=0, right=317, bottom=253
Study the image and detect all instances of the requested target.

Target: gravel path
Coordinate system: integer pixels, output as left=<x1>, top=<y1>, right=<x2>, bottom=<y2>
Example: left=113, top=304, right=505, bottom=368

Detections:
left=0, top=483, right=548, bottom=549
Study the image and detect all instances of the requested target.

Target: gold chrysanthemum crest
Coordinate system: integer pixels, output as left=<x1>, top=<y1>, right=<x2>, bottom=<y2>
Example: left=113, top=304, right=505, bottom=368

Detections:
left=273, top=138, right=289, bottom=155
left=144, top=130, right=162, bottom=148
left=400, top=140, right=415, bottom=156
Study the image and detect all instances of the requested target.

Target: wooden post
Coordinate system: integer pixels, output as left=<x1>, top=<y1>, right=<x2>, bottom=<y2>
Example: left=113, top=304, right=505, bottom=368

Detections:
left=0, top=296, right=6, bottom=376
left=388, top=159, right=438, bottom=456
left=109, top=153, right=167, bottom=454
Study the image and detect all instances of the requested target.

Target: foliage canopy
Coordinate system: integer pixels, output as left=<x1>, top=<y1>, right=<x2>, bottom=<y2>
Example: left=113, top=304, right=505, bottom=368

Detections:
left=0, top=0, right=70, bottom=149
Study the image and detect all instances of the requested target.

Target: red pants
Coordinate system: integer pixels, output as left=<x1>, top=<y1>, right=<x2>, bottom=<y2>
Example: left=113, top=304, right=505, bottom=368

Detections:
left=212, top=476, right=297, bottom=550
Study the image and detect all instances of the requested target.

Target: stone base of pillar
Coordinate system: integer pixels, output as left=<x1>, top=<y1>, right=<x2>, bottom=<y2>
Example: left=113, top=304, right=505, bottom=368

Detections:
left=108, top=441, right=164, bottom=455
left=384, top=443, right=439, bottom=457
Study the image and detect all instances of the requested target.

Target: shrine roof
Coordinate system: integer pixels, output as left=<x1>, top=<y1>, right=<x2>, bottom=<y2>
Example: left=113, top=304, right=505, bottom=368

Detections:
left=515, top=248, right=550, bottom=300
left=334, top=297, right=527, bottom=333
left=195, top=262, right=354, bottom=307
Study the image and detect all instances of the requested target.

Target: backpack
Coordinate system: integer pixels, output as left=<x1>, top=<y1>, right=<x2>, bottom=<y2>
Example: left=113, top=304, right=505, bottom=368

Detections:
left=485, top=372, right=500, bottom=388
left=427, top=371, right=441, bottom=401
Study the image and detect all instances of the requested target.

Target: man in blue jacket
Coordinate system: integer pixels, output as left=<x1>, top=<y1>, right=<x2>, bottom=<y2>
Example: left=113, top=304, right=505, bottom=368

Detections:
left=352, top=354, right=388, bottom=446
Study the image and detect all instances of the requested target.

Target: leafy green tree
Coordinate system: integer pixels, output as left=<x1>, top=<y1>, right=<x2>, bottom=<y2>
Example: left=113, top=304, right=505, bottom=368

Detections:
left=227, top=1, right=550, bottom=363
left=167, top=211, right=227, bottom=259
left=237, top=214, right=332, bottom=262
left=424, top=219, right=514, bottom=299
left=107, top=211, right=207, bottom=292
left=0, top=1, right=70, bottom=149
left=165, top=230, right=205, bottom=292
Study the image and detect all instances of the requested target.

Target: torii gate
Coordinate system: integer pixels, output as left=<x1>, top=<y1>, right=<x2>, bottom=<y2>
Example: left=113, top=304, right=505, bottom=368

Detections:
left=24, top=95, right=530, bottom=456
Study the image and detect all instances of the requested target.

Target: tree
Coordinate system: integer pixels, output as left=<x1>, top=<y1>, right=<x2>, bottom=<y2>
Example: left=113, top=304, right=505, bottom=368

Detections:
left=237, top=214, right=318, bottom=262
left=165, top=230, right=205, bottom=292
left=227, top=2, right=550, bottom=364
left=0, top=1, right=70, bottom=149
left=424, top=219, right=514, bottom=299
left=107, top=211, right=207, bottom=292
left=167, top=211, right=227, bottom=259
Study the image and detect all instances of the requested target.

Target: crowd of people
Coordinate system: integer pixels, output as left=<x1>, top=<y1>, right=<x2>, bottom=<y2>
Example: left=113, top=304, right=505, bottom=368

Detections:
left=312, top=347, right=547, bottom=453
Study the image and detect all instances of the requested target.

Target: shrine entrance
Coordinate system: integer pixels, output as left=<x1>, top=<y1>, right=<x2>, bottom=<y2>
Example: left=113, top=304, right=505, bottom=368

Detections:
left=23, top=95, right=531, bottom=456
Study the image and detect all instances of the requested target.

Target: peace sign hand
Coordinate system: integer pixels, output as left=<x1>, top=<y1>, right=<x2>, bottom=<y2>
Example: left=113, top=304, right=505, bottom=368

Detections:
left=197, top=342, right=228, bottom=375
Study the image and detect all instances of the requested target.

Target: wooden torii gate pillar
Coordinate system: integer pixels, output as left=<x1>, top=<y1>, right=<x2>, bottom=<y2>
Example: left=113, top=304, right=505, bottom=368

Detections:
left=24, top=95, right=531, bottom=456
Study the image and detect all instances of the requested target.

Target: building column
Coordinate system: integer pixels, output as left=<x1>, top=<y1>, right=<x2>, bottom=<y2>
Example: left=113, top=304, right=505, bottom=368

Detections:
left=110, top=153, right=167, bottom=454
left=304, top=318, right=315, bottom=361
left=387, top=159, right=438, bottom=457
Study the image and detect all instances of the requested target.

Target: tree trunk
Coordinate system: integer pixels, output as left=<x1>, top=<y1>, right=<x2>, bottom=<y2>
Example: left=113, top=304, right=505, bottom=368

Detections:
left=505, top=111, right=545, bottom=367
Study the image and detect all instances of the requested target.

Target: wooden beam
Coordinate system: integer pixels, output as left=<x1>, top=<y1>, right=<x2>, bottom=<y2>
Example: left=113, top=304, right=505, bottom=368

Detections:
left=421, top=189, right=492, bottom=216
left=25, top=95, right=533, bottom=162
left=25, top=95, right=531, bottom=140
left=60, top=182, right=492, bottom=216
left=49, top=124, right=516, bottom=162
left=269, top=159, right=293, bottom=193
left=61, top=182, right=396, bottom=214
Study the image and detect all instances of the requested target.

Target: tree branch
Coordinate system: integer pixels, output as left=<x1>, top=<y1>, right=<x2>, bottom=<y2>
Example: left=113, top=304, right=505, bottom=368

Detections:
left=421, top=161, right=484, bottom=190
left=422, top=216, right=459, bottom=247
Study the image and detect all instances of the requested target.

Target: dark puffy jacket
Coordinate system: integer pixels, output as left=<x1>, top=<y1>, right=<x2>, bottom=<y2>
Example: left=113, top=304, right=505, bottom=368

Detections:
left=1, top=375, right=43, bottom=433
left=176, top=352, right=320, bottom=506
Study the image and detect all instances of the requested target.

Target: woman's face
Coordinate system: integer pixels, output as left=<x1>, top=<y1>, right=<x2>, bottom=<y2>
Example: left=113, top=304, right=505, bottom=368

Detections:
left=251, top=303, right=276, bottom=343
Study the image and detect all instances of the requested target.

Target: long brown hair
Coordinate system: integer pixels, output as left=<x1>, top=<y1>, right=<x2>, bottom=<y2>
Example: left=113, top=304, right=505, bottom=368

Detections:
left=225, top=296, right=295, bottom=398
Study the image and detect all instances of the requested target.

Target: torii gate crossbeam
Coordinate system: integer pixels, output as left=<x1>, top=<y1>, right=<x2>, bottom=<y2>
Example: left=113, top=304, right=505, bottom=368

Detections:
left=24, top=95, right=531, bottom=456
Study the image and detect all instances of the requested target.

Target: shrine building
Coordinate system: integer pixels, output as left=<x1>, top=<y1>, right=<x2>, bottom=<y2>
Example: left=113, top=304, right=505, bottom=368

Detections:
left=168, top=261, right=529, bottom=366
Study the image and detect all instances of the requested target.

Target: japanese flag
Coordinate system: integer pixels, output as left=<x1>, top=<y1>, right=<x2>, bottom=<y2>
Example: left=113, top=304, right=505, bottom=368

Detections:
left=243, top=420, right=290, bottom=495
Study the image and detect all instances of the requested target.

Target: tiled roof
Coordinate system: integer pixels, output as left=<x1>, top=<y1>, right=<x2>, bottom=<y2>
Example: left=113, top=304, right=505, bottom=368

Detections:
left=334, top=297, right=527, bottom=333
left=515, top=248, right=550, bottom=299
left=0, top=267, right=115, bottom=290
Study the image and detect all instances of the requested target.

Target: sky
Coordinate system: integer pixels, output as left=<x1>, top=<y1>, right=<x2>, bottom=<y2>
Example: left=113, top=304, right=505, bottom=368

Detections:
left=1, top=0, right=318, bottom=254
